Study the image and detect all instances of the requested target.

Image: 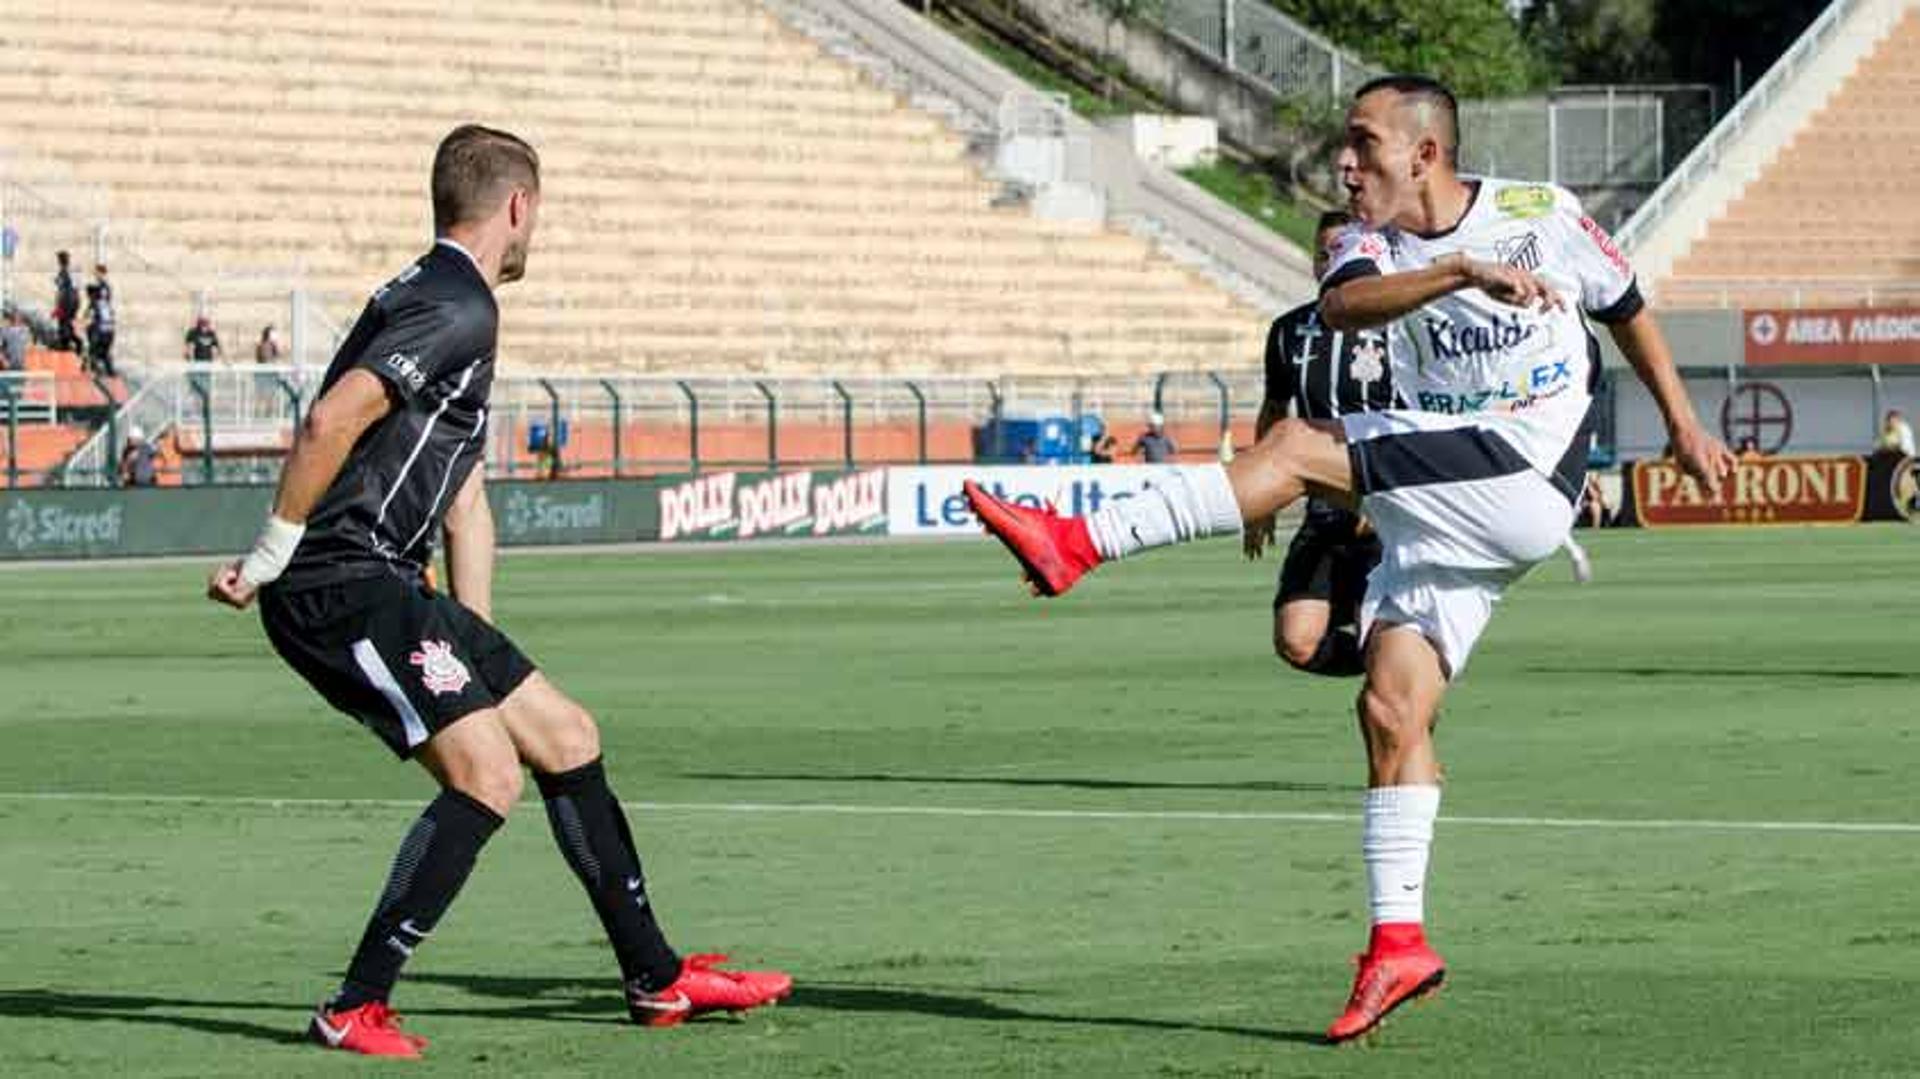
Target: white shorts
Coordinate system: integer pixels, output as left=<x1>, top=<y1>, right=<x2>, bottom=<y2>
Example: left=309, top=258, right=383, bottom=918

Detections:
left=1342, top=409, right=1586, bottom=678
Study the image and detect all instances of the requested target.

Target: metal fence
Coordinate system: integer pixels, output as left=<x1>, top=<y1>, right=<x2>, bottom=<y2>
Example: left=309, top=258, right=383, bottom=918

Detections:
left=1458, top=85, right=1717, bottom=218
left=1160, top=0, right=1384, bottom=100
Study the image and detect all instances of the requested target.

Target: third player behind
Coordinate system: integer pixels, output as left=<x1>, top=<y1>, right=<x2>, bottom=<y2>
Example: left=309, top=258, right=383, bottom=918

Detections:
left=1248, top=209, right=1394, bottom=678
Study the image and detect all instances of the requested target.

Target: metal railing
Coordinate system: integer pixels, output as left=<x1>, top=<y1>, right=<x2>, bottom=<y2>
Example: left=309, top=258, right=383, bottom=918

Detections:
left=52, top=366, right=1281, bottom=487
left=1160, top=0, right=1384, bottom=100
left=1615, top=0, right=1862, bottom=254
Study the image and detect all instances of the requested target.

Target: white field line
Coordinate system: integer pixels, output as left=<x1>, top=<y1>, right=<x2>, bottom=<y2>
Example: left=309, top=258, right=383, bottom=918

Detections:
left=0, top=791, right=1916, bottom=835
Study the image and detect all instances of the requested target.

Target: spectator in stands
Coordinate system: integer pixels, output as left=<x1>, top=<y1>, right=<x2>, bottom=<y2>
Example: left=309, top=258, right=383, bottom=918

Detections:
left=0, top=310, right=28, bottom=371
left=184, top=314, right=223, bottom=362
left=119, top=425, right=158, bottom=487
left=255, top=324, right=283, bottom=364
left=1131, top=412, right=1176, bottom=463
left=85, top=265, right=115, bottom=377
left=1089, top=431, right=1118, bottom=464
left=52, top=250, right=79, bottom=353
left=1877, top=409, right=1915, bottom=457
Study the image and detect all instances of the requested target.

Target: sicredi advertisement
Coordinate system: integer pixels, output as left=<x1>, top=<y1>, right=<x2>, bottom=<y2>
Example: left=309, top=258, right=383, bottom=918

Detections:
left=886, top=465, right=1177, bottom=537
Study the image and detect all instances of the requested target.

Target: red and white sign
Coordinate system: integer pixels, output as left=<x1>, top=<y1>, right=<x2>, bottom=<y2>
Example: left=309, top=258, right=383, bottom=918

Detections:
left=1743, top=308, right=1920, bottom=365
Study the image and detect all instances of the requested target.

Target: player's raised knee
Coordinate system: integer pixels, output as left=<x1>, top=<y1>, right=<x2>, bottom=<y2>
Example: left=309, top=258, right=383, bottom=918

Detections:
left=1277, top=623, right=1323, bottom=670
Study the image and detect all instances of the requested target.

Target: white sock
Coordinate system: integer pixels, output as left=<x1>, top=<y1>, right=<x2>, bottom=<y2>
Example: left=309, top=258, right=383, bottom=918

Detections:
left=1085, top=465, right=1243, bottom=561
left=1363, top=785, right=1441, bottom=925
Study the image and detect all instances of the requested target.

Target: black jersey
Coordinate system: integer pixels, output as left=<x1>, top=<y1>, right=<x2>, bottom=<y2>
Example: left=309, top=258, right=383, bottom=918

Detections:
left=1262, top=301, right=1396, bottom=422
left=277, top=242, right=497, bottom=592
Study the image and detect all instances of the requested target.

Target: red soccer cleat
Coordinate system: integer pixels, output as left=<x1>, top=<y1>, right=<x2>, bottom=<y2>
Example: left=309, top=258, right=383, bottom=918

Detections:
left=962, top=480, right=1102, bottom=597
left=307, top=1000, right=428, bottom=1058
left=628, top=953, right=793, bottom=1027
left=1324, top=934, right=1446, bottom=1044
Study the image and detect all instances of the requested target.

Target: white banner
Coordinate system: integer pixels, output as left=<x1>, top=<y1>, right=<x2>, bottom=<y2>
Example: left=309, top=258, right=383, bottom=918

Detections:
left=886, top=465, right=1176, bottom=536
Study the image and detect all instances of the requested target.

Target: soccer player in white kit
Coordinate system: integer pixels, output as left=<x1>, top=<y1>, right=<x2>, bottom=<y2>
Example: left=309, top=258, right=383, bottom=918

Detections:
left=964, top=75, right=1734, bottom=1042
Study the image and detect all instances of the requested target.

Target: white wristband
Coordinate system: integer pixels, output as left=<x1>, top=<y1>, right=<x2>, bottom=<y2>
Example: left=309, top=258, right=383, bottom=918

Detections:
left=239, top=515, right=306, bottom=587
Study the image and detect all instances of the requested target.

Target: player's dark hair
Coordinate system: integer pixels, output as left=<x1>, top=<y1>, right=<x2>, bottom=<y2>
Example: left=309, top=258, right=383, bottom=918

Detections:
left=1315, top=209, right=1354, bottom=234
left=1353, top=74, right=1459, bottom=168
left=431, top=124, right=541, bottom=233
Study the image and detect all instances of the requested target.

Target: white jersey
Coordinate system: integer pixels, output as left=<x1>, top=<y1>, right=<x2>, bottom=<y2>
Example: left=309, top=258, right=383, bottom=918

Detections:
left=1320, top=177, right=1642, bottom=474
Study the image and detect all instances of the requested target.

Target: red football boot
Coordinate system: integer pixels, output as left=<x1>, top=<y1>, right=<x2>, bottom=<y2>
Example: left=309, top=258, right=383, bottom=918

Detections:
left=628, top=953, right=793, bottom=1027
left=962, top=480, right=1102, bottom=597
left=1324, top=928, right=1446, bottom=1044
left=307, top=1000, right=427, bottom=1058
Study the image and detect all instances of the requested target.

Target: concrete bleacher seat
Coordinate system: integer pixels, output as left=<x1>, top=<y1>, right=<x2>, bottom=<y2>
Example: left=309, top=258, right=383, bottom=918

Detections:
left=1658, top=6, right=1920, bottom=308
left=0, top=0, right=1263, bottom=374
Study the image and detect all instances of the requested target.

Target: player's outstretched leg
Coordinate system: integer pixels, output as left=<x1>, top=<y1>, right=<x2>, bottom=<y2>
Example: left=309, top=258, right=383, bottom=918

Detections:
left=500, top=674, right=792, bottom=1026
left=965, top=418, right=1351, bottom=596
left=1326, top=625, right=1448, bottom=1044
left=310, top=715, right=522, bottom=1058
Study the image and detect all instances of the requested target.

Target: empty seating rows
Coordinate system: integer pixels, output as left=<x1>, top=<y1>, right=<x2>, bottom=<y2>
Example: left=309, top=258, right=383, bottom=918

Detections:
left=0, top=0, right=1265, bottom=373
left=1659, top=8, right=1920, bottom=308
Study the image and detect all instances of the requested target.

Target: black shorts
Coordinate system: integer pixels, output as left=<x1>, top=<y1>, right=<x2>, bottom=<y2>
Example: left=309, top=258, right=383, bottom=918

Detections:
left=260, top=574, right=538, bottom=759
left=1274, top=505, right=1381, bottom=627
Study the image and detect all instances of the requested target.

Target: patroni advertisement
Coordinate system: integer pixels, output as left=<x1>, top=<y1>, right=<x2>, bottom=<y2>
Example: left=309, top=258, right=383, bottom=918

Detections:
left=1619, top=454, right=1896, bottom=527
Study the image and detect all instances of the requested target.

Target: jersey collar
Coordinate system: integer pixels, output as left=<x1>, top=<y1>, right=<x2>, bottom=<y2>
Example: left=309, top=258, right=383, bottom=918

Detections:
left=434, top=237, right=485, bottom=280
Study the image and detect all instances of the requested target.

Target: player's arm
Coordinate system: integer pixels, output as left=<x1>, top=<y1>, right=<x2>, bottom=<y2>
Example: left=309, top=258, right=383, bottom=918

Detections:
left=1607, top=309, right=1734, bottom=486
left=1321, top=255, right=1563, bottom=331
left=206, top=370, right=393, bottom=609
left=441, top=468, right=495, bottom=623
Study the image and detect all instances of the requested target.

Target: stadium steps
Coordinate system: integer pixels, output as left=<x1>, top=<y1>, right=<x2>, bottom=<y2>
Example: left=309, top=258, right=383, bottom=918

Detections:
left=1625, top=0, right=1920, bottom=308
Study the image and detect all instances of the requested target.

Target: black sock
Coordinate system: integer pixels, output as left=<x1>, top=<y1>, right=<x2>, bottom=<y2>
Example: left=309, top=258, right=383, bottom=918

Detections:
left=330, top=789, right=503, bottom=1011
left=535, top=758, right=681, bottom=991
left=1299, top=627, right=1365, bottom=678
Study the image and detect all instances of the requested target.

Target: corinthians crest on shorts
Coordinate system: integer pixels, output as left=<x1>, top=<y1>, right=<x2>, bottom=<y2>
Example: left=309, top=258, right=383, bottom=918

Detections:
left=410, top=639, right=472, bottom=695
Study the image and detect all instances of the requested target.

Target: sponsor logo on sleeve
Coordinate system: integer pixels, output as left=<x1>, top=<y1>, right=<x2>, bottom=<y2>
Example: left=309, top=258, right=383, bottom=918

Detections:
left=1494, top=185, right=1556, bottom=219
left=1578, top=215, right=1632, bottom=277
left=384, top=352, right=428, bottom=391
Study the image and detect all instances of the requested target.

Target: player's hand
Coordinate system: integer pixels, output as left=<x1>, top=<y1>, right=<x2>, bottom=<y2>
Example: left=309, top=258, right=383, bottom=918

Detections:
left=1669, top=421, right=1736, bottom=488
left=1354, top=515, right=1375, bottom=538
left=206, top=560, right=258, bottom=610
left=1461, top=257, right=1564, bottom=314
left=1242, top=514, right=1276, bottom=560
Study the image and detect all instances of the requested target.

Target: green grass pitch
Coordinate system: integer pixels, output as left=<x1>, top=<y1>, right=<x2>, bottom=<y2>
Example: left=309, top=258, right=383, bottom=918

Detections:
left=1, top=526, right=1916, bottom=1077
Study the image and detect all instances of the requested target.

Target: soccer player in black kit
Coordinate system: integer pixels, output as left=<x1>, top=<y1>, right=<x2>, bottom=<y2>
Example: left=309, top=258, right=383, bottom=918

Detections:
left=1244, top=211, right=1395, bottom=678
left=207, top=125, right=790, bottom=1058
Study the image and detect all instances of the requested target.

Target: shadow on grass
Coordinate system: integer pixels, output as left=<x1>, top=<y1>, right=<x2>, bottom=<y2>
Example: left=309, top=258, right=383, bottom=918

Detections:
left=0, top=989, right=307, bottom=1046
left=682, top=771, right=1353, bottom=794
left=415, top=973, right=1323, bottom=1045
left=0, top=978, right=1325, bottom=1047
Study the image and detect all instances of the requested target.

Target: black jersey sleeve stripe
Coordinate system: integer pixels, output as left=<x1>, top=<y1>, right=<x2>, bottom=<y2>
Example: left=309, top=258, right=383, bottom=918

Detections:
left=1319, top=259, right=1381, bottom=294
left=1587, top=279, right=1645, bottom=324
left=1348, top=425, right=1533, bottom=496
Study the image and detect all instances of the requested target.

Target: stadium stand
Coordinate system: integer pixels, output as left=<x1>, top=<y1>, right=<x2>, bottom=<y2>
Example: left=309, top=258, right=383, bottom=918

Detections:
left=1622, top=0, right=1920, bottom=309
left=0, top=0, right=1266, bottom=376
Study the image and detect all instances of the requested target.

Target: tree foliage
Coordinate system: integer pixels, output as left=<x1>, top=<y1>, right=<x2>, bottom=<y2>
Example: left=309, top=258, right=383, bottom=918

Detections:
left=1268, top=0, right=1550, bottom=98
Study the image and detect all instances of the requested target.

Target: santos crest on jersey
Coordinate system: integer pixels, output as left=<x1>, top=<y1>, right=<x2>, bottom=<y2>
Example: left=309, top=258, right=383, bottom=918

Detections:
left=1319, top=177, right=1642, bottom=473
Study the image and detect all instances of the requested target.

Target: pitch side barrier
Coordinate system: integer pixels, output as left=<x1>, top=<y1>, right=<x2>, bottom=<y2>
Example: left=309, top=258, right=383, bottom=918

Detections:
left=6, top=458, right=1903, bottom=559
